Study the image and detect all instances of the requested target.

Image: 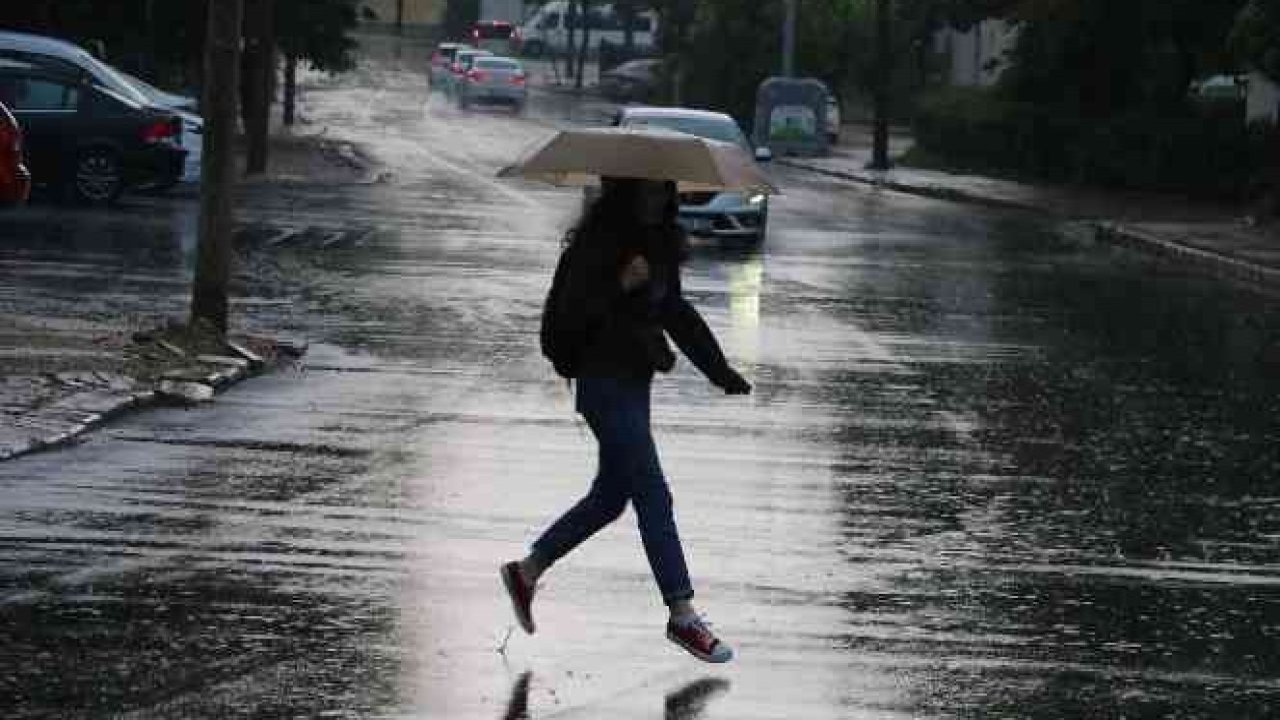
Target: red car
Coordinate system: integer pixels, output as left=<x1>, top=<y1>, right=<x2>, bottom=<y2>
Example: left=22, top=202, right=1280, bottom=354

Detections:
left=0, top=99, right=30, bottom=206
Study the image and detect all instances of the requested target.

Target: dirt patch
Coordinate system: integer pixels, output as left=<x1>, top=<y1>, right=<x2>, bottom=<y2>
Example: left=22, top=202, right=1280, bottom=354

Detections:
left=238, top=132, right=379, bottom=184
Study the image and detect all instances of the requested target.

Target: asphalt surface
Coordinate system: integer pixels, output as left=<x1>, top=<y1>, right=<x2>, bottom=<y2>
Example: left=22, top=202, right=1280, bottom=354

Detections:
left=3, top=32, right=1280, bottom=719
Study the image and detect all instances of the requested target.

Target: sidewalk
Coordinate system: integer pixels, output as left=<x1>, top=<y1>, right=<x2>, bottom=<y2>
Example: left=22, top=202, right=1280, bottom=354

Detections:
left=0, top=131, right=358, bottom=462
left=784, top=124, right=1280, bottom=288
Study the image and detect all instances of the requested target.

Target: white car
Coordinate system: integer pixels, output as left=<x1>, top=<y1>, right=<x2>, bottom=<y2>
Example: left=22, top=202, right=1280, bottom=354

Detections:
left=0, top=30, right=202, bottom=185
left=613, top=106, right=773, bottom=242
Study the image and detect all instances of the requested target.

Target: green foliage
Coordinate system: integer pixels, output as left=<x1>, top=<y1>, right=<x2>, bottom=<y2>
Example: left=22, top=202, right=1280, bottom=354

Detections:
left=996, top=0, right=1248, bottom=116
left=1231, top=0, right=1280, bottom=82
left=276, top=0, right=360, bottom=72
left=0, top=0, right=206, bottom=86
left=2, top=1, right=360, bottom=84
left=914, top=86, right=1270, bottom=200
left=444, top=0, right=481, bottom=39
left=679, top=0, right=782, bottom=124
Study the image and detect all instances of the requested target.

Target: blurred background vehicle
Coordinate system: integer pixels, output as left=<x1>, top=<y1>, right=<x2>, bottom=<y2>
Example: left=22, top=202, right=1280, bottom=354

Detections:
left=447, top=48, right=493, bottom=94
left=612, top=105, right=772, bottom=242
left=458, top=56, right=527, bottom=111
left=598, top=58, right=661, bottom=103
left=470, top=21, right=516, bottom=55
left=430, top=42, right=466, bottom=88
left=0, top=30, right=202, bottom=186
left=0, top=99, right=31, bottom=207
left=0, top=59, right=185, bottom=205
left=515, top=2, right=657, bottom=58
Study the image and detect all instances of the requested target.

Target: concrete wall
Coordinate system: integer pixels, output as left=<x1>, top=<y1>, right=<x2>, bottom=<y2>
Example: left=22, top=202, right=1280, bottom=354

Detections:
left=1248, top=71, right=1280, bottom=124
left=936, top=20, right=1018, bottom=87
left=361, top=0, right=445, bottom=26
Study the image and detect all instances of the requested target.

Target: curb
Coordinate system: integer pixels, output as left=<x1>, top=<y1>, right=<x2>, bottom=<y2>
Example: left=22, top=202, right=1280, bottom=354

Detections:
left=781, top=158, right=1280, bottom=288
left=0, top=343, right=281, bottom=463
left=778, top=159, right=1043, bottom=215
left=1093, top=223, right=1280, bottom=288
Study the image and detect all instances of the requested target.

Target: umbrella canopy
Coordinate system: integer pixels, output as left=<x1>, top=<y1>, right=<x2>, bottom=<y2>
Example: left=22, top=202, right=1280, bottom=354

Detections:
left=498, top=126, right=780, bottom=194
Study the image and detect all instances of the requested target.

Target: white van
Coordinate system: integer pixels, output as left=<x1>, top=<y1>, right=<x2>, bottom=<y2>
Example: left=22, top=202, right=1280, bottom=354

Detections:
left=516, top=2, right=658, bottom=57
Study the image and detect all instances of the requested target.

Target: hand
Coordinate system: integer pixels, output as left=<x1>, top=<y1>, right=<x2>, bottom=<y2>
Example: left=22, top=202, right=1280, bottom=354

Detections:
left=720, top=369, right=752, bottom=396
left=620, top=256, right=651, bottom=292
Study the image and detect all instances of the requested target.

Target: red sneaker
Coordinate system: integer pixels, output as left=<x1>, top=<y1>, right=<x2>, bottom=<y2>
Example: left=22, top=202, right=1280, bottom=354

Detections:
left=666, top=616, right=733, bottom=663
left=500, top=562, right=536, bottom=634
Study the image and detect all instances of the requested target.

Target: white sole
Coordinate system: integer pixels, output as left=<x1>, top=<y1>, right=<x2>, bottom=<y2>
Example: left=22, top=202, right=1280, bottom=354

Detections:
left=666, top=629, right=733, bottom=663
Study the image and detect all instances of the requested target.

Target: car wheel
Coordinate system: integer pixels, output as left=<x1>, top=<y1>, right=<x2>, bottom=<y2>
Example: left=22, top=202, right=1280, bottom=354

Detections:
left=72, top=148, right=124, bottom=205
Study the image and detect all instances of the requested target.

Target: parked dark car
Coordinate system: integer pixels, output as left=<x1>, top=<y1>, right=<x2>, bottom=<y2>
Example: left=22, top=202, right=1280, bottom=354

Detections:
left=0, top=60, right=185, bottom=204
left=0, top=99, right=31, bottom=206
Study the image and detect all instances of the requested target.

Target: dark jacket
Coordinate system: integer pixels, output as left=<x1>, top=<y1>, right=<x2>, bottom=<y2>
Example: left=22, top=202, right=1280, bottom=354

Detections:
left=559, top=232, right=739, bottom=388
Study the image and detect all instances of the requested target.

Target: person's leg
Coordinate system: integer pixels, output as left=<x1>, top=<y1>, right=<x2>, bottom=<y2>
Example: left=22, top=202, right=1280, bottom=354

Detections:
left=618, top=384, right=733, bottom=663
left=616, top=386, right=695, bottom=607
left=504, top=379, right=629, bottom=634
left=523, top=378, right=630, bottom=582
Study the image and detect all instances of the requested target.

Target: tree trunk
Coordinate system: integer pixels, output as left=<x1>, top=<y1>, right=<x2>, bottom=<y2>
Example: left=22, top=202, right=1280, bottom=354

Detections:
left=396, top=0, right=405, bottom=31
left=869, top=0, right=892, bottom=170
left=242, top=0, right=274, bottom=175
left=619, top=0, right=635, bottom=52
left=191, top=0, right=244, bottom=335
left=575, top=0, right=589, bottom=90
left=566, top=3, right=577, bottom=81
left=283, top=54, right=297, bottom=126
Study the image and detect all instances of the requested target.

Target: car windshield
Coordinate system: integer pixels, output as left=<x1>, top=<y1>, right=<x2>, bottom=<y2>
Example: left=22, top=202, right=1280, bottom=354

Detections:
left=624, top=114, right=749, bottom=150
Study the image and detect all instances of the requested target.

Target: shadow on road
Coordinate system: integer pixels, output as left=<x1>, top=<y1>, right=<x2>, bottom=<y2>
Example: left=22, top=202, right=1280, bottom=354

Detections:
left=664, top=677, right=732, bottom=720
left=499, top=673, right=732, bottom=719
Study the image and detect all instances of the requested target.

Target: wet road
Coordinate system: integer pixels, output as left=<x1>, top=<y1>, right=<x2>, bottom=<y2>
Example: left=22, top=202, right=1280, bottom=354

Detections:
left=4, top=32, right=1280, bottom=719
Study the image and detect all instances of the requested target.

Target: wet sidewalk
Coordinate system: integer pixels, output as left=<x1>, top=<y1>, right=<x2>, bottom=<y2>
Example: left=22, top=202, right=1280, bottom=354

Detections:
left=0, top=131, right=353, bottom=462
left=785, top=125, right=1280, bottom=288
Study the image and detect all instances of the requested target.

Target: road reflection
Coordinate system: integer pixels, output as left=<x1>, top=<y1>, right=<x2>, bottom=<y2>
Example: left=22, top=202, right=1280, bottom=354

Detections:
left=499, top=673, right=731, bottom=719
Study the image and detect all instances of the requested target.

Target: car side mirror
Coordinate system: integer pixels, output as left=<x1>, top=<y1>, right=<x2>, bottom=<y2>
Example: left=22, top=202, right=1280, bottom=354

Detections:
left=754, top=147, right=773, bottom=163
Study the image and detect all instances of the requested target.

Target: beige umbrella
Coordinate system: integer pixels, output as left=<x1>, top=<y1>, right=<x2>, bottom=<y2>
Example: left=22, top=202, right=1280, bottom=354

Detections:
left=498, top=126, right=780, bottom=194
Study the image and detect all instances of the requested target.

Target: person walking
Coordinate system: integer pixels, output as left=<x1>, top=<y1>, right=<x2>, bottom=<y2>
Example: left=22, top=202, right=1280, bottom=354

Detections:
left=501, top=177, right=752, bottom=664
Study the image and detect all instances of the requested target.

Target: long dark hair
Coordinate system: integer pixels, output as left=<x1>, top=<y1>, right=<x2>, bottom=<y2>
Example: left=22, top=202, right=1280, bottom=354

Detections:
left=565, top=178, right=689, bottom=264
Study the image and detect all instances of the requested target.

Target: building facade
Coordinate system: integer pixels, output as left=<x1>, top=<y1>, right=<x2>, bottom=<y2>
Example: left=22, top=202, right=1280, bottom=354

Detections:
left=935, top=20, right=1018, bottom=88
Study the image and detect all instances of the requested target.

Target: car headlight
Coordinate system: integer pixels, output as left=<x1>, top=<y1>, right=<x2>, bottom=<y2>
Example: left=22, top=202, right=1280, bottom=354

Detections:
left=747, top=193, right=766, bottom=205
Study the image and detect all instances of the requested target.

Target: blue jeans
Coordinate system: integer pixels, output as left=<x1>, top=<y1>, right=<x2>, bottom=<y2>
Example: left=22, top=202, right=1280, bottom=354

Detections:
left=532, top=377, right=695, bottom=605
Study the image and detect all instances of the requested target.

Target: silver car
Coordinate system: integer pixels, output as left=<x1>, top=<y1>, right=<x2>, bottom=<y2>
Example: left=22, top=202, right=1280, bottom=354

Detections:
left=614, top=106, right=773, bottom=241
left=445, top=48, right=492, bottom=94
left=457, top=56, right=527, bottom=110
